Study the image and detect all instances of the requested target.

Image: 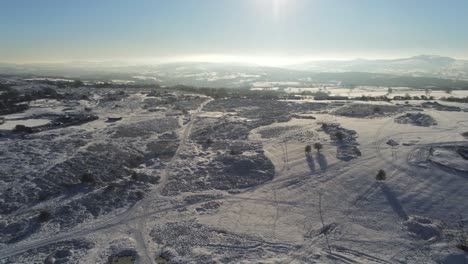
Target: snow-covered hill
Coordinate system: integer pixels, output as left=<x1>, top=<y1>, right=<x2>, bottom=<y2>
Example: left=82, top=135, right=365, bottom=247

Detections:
left=291, top=55, right=468, bottom=80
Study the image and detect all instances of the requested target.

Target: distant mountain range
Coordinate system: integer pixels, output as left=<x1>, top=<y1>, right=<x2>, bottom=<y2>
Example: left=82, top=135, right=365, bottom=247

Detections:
left=290, top=55, right=468, bottom=80
left=1, top=55, right=468, bottom=89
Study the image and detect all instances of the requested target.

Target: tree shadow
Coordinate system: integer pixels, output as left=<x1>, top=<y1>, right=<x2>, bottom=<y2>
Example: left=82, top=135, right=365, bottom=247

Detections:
left=306, top=153, right=315, bottom=174
left=7, top=221, right=41, bottom=244
left=380, top=183, right=409, bottom=220
left=61, top=183, right=94, bottom=200
left=317, top=152, right=328, bottom=172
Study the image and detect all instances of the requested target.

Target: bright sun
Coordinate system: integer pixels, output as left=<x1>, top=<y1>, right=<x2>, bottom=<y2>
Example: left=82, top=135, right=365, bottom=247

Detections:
left=256, top=0, right=295, bottom=19
left=272, top=0, right=288, bottom=17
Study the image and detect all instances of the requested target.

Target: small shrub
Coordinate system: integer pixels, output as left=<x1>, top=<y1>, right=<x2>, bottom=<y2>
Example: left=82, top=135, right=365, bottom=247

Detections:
left=461, top=132, right=468, bottom=138
left=229, top=147, right=242, bottom=155
left=105, top=183, right=118, bottom=193
left=135, top=191, right=145, bottom=200
left=205, top=138, right=213, bottom=146
left=376, top=169, right=386, bottom=181
left=37, top=192, right=49, bottom=201
left=131, top=171, right=138, bottom=181
left=38, top=210, right=51, bottom=223
left=305, top=145, right=312, bottom=153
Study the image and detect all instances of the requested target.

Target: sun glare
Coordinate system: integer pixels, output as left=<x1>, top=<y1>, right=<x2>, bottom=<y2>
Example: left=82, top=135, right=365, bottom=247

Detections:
left=256, top=0, right=296, bottom=19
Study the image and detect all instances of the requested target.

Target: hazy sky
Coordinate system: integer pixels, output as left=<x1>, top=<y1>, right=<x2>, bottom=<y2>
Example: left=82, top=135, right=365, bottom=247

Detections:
left=2, top=0, right=468, bottom=64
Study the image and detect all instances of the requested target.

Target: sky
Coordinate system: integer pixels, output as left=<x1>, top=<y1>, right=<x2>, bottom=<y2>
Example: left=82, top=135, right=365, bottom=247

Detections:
left=1, top=0, right=468, bottom=65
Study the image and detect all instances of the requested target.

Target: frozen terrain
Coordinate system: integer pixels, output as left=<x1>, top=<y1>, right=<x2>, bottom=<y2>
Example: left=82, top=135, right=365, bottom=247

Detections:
left=0, top=79, right=467, bottom=263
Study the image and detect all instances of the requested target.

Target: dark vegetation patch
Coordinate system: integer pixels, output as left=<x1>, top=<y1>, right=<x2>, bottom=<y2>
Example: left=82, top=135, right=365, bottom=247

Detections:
left=334, top=103, right=400, bottom=118
left=0, top=84, right=59, bottom=115
left=150, top=220, right=296, bottom=263
left=2, top=239, right=94, bottom=264
left=0, top=138, right=89, bottom=214
left=183, top=194, right=223, bottom=205
left=0, top=180, right=150, bottom=243
left=173, top=95, right=207, bottom=111
left=0, top=216, right=41, bottom=243
left=162, top=151, right=274, bottom=196
left=192, top=98, right=316, bottom=145
left=191, top=118, right=252, bottom=142
left=41, top=143, right=145, bottom=187
left=111, top=118, right=179, bottom=138
left=421, top=101, right=461, bottom=112
left=321, top=123, right=361, bottom=161
left=107, top=250, right=137, bottom=264
left=394, top=112, right=437, bottom=126
left=146, top=140, right=179, bottom=161
left=10, top=113, right=98, bottom=134
left=207, top=153, right=274, bottom=190
left=195, top=201, right=221, bottom=215
left=0, top=140, right=153, bottom=242
left=52, top=181, right=148, bottom=229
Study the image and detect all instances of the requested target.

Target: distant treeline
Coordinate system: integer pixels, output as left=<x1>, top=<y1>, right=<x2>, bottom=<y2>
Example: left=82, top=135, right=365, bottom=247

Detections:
left=171, top=85, right=284, bottom=99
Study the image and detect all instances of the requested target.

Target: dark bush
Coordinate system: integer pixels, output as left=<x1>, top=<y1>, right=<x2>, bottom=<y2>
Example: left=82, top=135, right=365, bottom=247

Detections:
left=131, top=171, right=138, bottom=181
left=335, top=131, right=344, bottom=141
left=38, top=210, right=51, bottom=223
left=73, top=80, right=84, bottom=88
left=80, top=173, right=96, bottom=184
left=13, top=125, right=34, bottom=133
left=376, top=169, right=386, bottom=181
left=229, top=147, right=242, bottom=155
left=457, top=244, right=468, bottom=252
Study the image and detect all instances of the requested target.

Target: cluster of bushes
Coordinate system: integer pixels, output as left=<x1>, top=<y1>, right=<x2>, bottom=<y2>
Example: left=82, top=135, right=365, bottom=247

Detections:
left=173, top=85, right=286, bottom=100
left=0, top=84, right=28, bottom=114
left=0, top=84, right=63, bottom=115
left=442, top=96, right=468, bottom=103
left=351, top=94, right=437, bottom=102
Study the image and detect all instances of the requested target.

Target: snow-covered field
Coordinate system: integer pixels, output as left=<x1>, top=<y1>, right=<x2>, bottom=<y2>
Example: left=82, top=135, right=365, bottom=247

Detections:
left=1, top=81, right=467, bottom=263
left=283, top=86, right=468, bottom=99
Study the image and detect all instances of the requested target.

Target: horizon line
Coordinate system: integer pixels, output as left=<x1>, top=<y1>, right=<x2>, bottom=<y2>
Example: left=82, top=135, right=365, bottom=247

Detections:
left=1, top=53, right=467, bottom=67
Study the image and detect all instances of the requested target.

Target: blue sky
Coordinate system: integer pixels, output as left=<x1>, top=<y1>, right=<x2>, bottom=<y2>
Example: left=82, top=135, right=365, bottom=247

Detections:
left=1, top=0, right=468, bottom=64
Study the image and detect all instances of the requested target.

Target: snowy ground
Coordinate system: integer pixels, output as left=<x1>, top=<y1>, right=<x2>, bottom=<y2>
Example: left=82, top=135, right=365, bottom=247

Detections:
left=1, top=85, right=468, bottom=263
left=283, top=86, right=468, bottom=99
